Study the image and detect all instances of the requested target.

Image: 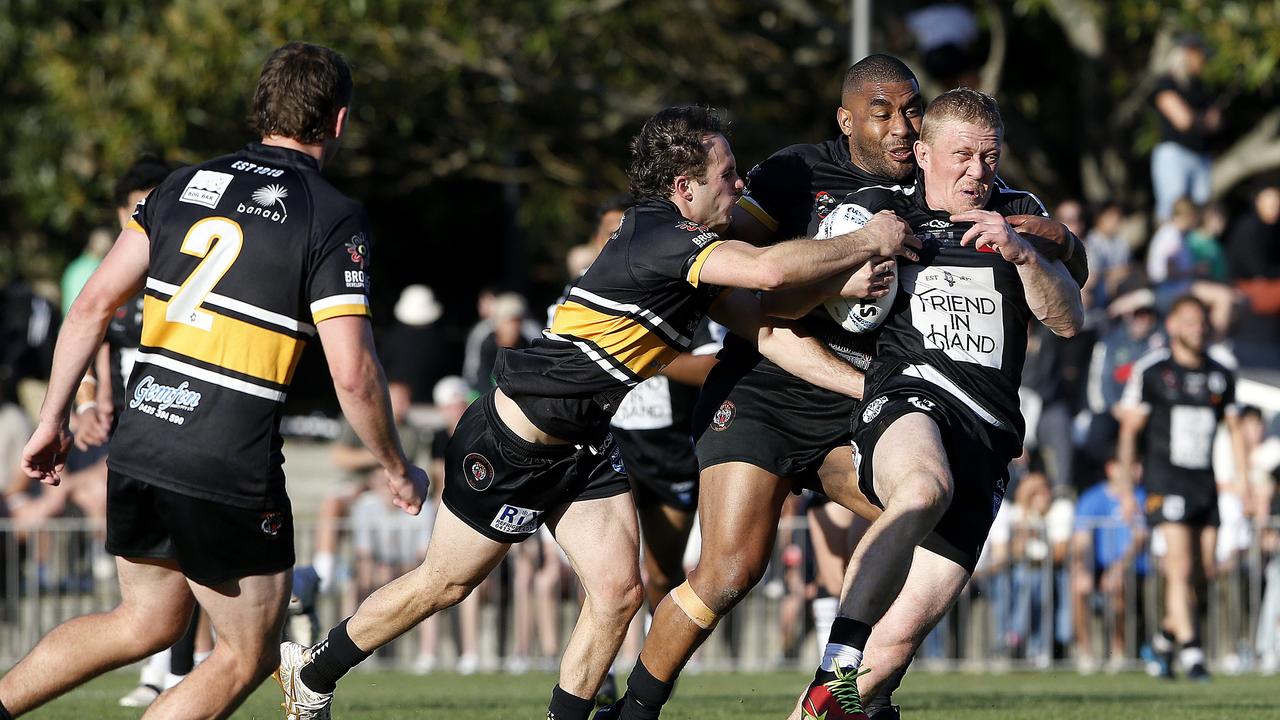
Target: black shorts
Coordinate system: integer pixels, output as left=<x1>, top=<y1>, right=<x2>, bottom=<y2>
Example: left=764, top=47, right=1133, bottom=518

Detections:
left=694, top=359, right=858, bottom=488
left=852, top=373, right=1017, bottom=573
left=1145, top=486, right=1220, bottom=528
left=613, top=427, right=698, bottom=512
left=105, top=471, right=294, bottom=586
left=442, top=392, right=631, bottom=543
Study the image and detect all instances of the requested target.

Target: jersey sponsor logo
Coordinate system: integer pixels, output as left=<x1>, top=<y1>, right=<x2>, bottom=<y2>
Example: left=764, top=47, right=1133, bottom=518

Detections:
left=128, top=376, right=201, bottom=426
left=463, top=453, right=494, bottom=491
left=922, top=218, right=952, bottom=230
left=231, top=160, right=285, bottom=177
left=605, top=434, right=627, bottom=475
left=690, top=232, right=718, bottom=247
left=236, top=184, right=289, bottom=223
left=710, top=399, right=736, bottom=432
left=344, top=269, right=367, bottom=289
left=491, top=504, right=542, bottom=534
left=817, top=202, right=873, bottom=239
left=1169, top=405, right=1215, bottom=469
left=908, top=395, right=935, bottom=412
left=179, top=170, right=234, bottom=209
left=904, top=265, right=1005, bottom=369
left=1208, top=371, right=1227, bottom=395
left=861, top=395, right=888, bottom=424
left=346, top=234, right=368, bottom=267
left=675, top=220, right=711, bottom=234
left=1184, top=372, right=1205, bottom=396
left=260, top=511, right=284, bottom=536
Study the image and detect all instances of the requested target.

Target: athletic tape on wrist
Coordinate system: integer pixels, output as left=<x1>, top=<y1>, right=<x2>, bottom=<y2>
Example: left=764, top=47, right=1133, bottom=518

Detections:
left=670, top=581, right=719, bottom=630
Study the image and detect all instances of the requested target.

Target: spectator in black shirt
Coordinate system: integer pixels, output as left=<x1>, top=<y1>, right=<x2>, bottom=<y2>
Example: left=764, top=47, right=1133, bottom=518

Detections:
left=1226, top=184, right=1280, bottom=281
left=1151, top=34, right=1222, bottom=221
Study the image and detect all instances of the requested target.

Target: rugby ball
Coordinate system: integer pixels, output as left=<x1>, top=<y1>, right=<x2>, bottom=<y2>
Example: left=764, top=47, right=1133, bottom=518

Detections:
left=815, top=202, right=898, bottom=333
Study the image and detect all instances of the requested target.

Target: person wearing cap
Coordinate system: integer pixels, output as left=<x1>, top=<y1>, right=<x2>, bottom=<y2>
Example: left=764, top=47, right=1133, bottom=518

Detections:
left=1151, top=33, right=1223, bottom=222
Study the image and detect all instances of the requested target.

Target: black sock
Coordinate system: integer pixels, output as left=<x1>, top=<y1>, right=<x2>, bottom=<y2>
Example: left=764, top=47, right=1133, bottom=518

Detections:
left=828, top=617, right=873, bottom=651
left=0, top=697, right=13, bottom=720
left=170, top=608, right=199, bottom=676
left=619, top=660, right=674, bottom=720
left=547, top=685, right=595, bottom=720
left=300, top=619, right=372, bottom=694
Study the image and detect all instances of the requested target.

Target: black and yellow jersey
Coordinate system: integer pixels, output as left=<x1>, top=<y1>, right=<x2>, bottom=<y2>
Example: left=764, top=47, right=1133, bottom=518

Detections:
left=108, top=142, right=373, bottom=508
left=495, top=198, right=725, bottom=442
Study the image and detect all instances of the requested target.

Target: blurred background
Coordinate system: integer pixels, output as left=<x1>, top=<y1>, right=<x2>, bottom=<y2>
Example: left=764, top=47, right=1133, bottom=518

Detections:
left=2, top=0, right=1280, bottom=685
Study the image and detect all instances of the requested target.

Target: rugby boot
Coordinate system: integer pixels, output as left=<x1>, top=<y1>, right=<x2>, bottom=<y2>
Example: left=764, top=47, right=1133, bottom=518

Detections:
left=800, top=664, right=873, bottom=719
left=275, top=641, right=334, bottom=720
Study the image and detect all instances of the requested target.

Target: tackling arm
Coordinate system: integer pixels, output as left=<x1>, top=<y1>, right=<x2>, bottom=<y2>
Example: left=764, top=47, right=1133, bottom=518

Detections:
left=709, top=289, right=864, bottom=399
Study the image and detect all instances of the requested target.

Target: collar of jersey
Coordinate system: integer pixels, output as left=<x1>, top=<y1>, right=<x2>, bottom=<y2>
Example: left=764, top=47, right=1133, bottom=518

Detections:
left=244, top=142, right=322, bottom=172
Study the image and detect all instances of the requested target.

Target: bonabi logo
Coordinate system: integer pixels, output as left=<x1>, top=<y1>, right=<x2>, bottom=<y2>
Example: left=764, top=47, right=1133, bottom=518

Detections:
left=464, top=453, right=494, bottom=491
left=238, top=184, right=288, bottom=223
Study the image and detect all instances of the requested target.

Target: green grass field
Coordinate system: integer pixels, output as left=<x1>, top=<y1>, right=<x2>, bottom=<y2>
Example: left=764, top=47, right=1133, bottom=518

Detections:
left=26, top=669, right=1280, bottom=719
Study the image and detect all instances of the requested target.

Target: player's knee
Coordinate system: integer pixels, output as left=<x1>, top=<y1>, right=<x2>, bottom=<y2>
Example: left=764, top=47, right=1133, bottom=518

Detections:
left=696, top=547, right=770, bottom=609
left=596, top=572, right=645, bottom=620
left=887, top=470, right=952, bottom=521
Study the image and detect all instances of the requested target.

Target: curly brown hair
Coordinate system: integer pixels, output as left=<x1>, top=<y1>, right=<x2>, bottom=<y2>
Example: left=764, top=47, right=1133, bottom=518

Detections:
left=250, top=42, right=353, bottom=145
left=628, top=106, right=725, bottom=200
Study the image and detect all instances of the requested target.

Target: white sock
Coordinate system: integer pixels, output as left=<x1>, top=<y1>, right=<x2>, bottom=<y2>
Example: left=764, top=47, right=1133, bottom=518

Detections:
left=820, top=643, right=864, bottom=672
left=313, top=553, right=335, bottom=591
left=1180, top=646, right=1206, bottom=668
left=162, top=672, right=185, bottom=690
left=812, top=597, right=839, bottom=664
left=140, top=649, right=170, bottom=688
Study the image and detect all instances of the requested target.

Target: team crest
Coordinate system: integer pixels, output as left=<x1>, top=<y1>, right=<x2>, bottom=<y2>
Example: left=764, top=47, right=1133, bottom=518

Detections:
left=346, top=234, right=368, bottom=267
left=908, top=396, right=936, bottom=412
left=814, top=191, right=837, bottom=219
left=710, top=400, right=736, bottom=432
left=464, top=453, right=494, bottom=491
left=260, top=512, right=284, bottom=537
left=861, top=396, right=888, bottom=424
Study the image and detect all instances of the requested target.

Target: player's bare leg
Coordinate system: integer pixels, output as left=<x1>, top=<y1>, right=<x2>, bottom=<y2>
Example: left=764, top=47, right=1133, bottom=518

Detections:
left=0, top=557, right=194, bottom=716
left=635, top=501, right=696, bottom=611
left=1160, top=523, right=1196, bottom=645
left=549, top=493, right=644, bottom=701
left=798, top=414, right=952, bottom=719
left=608, top=462, right=790, bottom=719
left=145, top=570, right=290, bottom=719
left=786, top=546, right=968, bottom=720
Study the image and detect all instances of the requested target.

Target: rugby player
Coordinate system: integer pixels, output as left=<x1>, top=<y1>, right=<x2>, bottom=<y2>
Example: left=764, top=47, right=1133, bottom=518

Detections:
left=792, top=88, right=1085, bottom=719
left=600, top=55, right=1084, bottom=720
left=1117, top=295, right=1248, bottom=680
left=1, top=42, right=427, bottom=719
left=276, top=105, right=919, bottom=720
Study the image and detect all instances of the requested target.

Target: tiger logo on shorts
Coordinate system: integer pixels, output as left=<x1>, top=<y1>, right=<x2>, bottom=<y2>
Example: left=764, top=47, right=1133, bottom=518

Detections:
left=464, top=453, right=494, bottom=491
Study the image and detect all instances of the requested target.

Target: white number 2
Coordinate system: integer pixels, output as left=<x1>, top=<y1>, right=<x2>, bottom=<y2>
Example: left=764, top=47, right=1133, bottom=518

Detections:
left=167, top=217, right=243, bottom=330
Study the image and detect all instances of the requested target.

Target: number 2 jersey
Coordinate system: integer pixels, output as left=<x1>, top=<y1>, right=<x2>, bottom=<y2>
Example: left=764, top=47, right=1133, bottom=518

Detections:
left=494, top=198, right=727, bottom=443
left=846, top=180, right=1065, bottom=450
left=109, top=142, right=374, bottom=508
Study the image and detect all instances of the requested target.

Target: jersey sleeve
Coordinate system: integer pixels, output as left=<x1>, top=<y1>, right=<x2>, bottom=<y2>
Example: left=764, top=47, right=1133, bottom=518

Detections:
left=1119, top=359, right=1157, bottom=413
left=127, top=185, right=164, bottom=238
left=308, top=210, right=374, bottom=323
left=737, top=148, right=813, bottom=239
left=632, top=221, right=725, bottom=289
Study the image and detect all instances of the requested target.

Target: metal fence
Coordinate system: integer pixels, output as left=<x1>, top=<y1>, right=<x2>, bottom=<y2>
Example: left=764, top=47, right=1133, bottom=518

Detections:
left=0, top=515, right=1277, bottom=676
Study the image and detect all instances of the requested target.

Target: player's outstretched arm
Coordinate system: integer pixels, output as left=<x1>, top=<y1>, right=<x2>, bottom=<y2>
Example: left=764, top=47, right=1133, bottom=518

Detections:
left=23, top=227, right=149, bottom=485
left=317, top=315, right=429, bottom=515
left=697, top=211, right=918, bottom=292
left=709, top=289, right=864, bottom=399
